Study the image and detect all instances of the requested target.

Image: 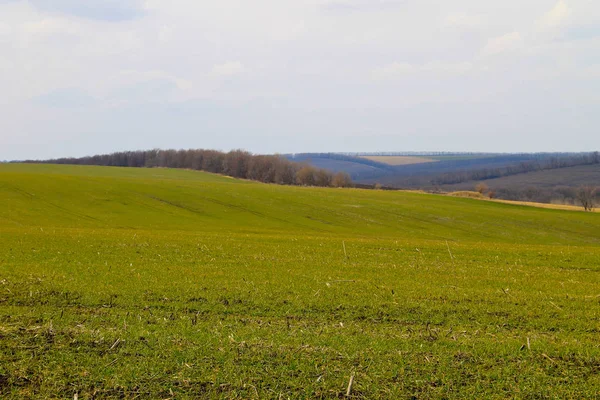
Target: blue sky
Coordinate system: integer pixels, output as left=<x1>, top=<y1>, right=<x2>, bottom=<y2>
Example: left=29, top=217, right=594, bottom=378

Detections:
left=1, top=0, right=599, bottom=160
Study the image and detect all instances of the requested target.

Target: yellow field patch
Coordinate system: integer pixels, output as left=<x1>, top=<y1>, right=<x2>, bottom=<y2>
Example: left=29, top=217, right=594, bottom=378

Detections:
left=444, top=191, right=597, bottom=212
left=491, top=199, right=598, bottom=212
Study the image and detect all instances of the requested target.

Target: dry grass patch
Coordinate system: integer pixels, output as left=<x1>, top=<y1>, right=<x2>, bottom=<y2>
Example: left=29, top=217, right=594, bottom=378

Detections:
left=447, top=191, right=486, bottom=199
left=491, top=199, right=599, bottom=212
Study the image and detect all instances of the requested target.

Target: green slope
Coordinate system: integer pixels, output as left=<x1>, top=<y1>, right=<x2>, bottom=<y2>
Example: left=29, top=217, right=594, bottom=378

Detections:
left=1, top=163, right=599, bottom=245
left=1, top=164, right=600, bottom=399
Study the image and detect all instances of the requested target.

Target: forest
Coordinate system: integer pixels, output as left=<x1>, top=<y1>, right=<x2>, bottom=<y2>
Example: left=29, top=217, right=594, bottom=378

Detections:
left=27, top=149, right=353, bottom=188
left=429, top=152, right=600, bottom=186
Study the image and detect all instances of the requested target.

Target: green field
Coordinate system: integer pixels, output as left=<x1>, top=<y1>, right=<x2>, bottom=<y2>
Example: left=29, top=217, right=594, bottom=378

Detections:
left=1, top=164, right=599, bottom=399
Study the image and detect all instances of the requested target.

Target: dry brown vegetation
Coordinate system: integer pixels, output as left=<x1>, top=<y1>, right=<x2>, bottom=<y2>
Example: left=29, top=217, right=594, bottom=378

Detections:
left=448, top=191, right=486, bottom=199
left=446, top=191, right=600, bottom=212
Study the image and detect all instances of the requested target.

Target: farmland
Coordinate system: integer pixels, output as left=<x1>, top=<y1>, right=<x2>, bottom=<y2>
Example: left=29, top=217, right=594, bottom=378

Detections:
left=441, top=164, right=600, bottom=191
left=289, top=153, right=600, bottom=205
left=1, top=164, right=600, bottom=399
left=358, top=156, right=437, bottom=166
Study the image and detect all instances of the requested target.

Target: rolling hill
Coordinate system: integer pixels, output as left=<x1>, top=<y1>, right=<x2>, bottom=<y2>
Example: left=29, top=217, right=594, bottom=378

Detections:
left=288, top=152, right=600, bottom=205
left=1, top=163, right=599, bottom=243
left=442, top=163, right=600, bottom=191
left=1, top=164, right=600, bottom=398
left=286, top=152, right=583, bottom=187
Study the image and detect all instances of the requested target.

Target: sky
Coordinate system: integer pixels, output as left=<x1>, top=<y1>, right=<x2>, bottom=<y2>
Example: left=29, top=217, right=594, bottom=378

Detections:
left=1, top=0, right=599, bottom=160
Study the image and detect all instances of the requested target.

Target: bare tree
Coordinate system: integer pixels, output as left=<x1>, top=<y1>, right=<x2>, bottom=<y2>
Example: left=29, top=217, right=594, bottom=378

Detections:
left=274, top=159, right=297, bottom=185
left=475, top=183, right=489, bottom=194
left=332, top=172, right=352, bottom=188
left=296, top=166, right=316, bottom=186
left=223, top=150, right=251, bottom=178
left=577, top=186, right=597, bottom=211
left=314, top=169, right=332, bottom=187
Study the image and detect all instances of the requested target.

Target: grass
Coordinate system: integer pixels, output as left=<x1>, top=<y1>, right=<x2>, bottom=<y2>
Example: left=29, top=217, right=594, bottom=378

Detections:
left=1, top=164, right=600, bottom=399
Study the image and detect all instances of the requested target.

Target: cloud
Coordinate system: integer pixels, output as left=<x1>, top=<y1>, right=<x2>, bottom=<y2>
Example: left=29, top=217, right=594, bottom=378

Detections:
left=109, top=79, right=180, bottom=104
left=323, top=0, right=406, bottom=14
left=536, top=0, right=571, bottom=32
left=443, top=13, right=485, bottom=30
left=116, top=70, right=192, bottom=91
left=22, top=17, right=80, bottom=37
left=481, top=32, right=524, bottom=56
left=560, top=24, right=600, bottom=41
left=372, top=62, right=415, bottom=79
left=211, top=61, right=245, bottom=77
left=27, top=0, right=147, bottom=21
left=0, top=22, right=12, bottom=37
left=372, top=61, right=473, bottom=80
left=100, top=70, right=194, bottom=106
left=2, top=0, right=600, bottom=159
left=422, top=61, right=473, bottom=75
left=32, top=88, right=96, bottom=108
left=579, top=64, right=600, bottom=79
left=157, top=25, right=171, bottom=43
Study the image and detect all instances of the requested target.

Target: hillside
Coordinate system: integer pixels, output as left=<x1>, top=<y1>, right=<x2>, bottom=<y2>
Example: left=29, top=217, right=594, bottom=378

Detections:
left=439, top=164, right=600, bottom=203
left=290, top=153, right=600, bottom=201
left=1, top=163, right=599, bottom=244
left=288, top=152, right=571, bottom=186
left=442, top=163, right=600, bottom=191
left=286, top=153, right=392, bottom=179
left=1, top=164, right=600, bottom=398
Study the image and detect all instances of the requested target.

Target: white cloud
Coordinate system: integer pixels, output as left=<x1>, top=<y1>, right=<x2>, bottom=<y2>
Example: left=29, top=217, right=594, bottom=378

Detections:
left=372, top=61, right=473, bottom=80
left=116, top=70, right=192, bottom=91
left=22, top=17, right=79, bottom=37
left=579, top=64, right=600, bottom=78
left=536, top=0, right=571, bottom=32
left=32, top=87, right=96, bottom=108
left=372, top=62, right=415, bottom=79
left=443, top=13, right=485, bottom=30
left=323, top=0, right=407, bottom=13
left=422, top=61, right=473, bottom=75
left=157, top=25, right=171, bottom=43
left=1, top=0, right=600, bottom=159
left=27, top=0, right=147, bottom=21
left=481, top=32, right=524, bottom=56
left=0, top=22, right=12, bottom=37
left=211, top=61, right=245, bottom=77
left=97, top=70, right=195, bottom=106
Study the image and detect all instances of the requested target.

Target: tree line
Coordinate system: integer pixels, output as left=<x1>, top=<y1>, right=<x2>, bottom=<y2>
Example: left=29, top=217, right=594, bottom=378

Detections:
left=430, top=152, right=600, bottom=186
left=29, top=149, right=353, bottom=188
left=482, top=186, right=598, bottom=209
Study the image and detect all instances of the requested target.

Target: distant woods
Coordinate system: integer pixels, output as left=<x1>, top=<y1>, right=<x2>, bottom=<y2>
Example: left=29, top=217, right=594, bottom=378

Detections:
left=430, top=152, right=600, bottom=186
left=31, top=149, right=353, bottom=188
